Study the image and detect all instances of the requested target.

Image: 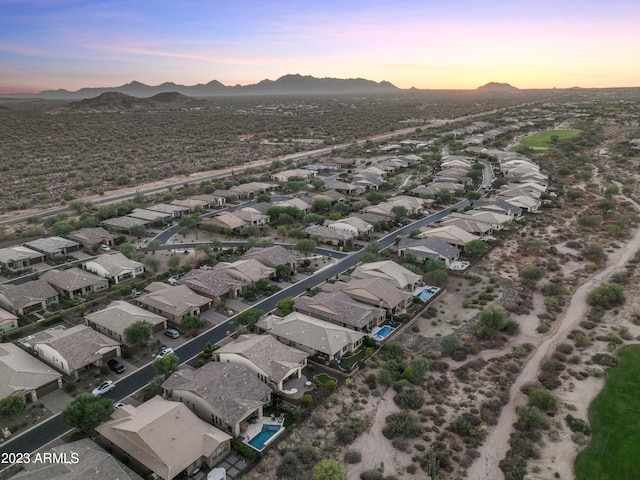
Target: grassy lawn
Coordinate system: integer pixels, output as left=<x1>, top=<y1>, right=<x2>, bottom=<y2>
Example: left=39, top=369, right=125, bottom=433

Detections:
left=339, top=349, right=367, bottom=371
left=520, top=129, right=581, bottom=151
left=313, top=373, right=337, bottom=385
left=575, top=345, right=640, bottom=479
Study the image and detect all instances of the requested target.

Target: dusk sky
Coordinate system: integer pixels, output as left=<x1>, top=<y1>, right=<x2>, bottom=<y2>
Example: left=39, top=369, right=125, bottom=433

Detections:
left=1, top=0, right=639, bottom=94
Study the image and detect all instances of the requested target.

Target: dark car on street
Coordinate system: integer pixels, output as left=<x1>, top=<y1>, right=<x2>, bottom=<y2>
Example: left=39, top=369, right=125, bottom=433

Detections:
left=107, top=358, right=125, bottom=374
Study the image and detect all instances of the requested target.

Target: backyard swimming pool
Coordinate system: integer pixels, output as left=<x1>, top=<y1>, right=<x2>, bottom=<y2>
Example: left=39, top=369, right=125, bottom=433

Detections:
left=416, top=286, right=440, bottom=302
left=248, top=424, right=282, bottom=451
left=373, top=325, right=395, bottom=342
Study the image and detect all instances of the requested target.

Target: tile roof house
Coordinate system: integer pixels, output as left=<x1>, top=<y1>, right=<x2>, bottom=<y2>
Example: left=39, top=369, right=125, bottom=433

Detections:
left=242, top=245, right=298, bottom=270
left=199, top=213, right=247, bottom=232
left=170, top=198, right=209, bottom=212
left=0, top=308, right=18, bottom=333
left=321, top=277, right=412, bottom=315
left=67, top=227, right=117, bottom=249
left=0, top=279, right=59, bottom=316
left=294, top=291, right=385, bottom=332
left=305, top=224, right=357, bottom=245
left=189, top=194, right=227, bottom=207
left=214, top=334, right=308, bottom=393
left=272, top=198, right=312, bottom=213
left=101, top=216, right=150, bottom=232
left=182, top=268, right=247, bottom=301
left=0, top=246, right=45, bottom=273
left=352, top=260, right=422, bottom=292
left=256, top=312, right=365, bottom=361
left=23, top=237, right=80, bottom=260
left=85, top=301, right=168, bottom=344
left=146, top=203, right=190, bottom=218
left=231, top=209, right=270, bottom=226
left=83, top=252, right=145, bottom=284
left=325, top=216, right=373, bottom=236
left=417, top=225, right=481, bottom=246
left=161, top=362, right=272, bottom=437
left=41, top=267, right=109, bottom=299
left=212, top=259, right=276, bottom=288
left=229, top=182, right=276, bottom=198
left=96, top=396, right=232, bottom=480
left=0, top=342, right=62, bottom=403
left=397, top=237, right=461, bottom=266
left=270, top=168, right=316, bottom=182
left=438, top=216, right=494, bottom=236
left=21, top=325, right=121, bottom=379
left=134, top=284, right=213, bottom=322
left=10, top=438, right=143, bottom=480
left=127, top=208, right=172, bottom=224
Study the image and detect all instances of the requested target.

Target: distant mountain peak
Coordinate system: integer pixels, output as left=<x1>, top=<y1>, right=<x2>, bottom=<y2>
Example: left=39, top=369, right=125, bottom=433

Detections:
left=476, top=82, right=519, bottom=92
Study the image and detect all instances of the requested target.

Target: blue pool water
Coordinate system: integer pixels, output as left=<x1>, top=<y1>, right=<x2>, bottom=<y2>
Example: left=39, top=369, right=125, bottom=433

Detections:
left=373, top=325, right=395, bottom=341
left=416, top=287, right=440, bottom=302
left=248, top=424, right=281, bottom=450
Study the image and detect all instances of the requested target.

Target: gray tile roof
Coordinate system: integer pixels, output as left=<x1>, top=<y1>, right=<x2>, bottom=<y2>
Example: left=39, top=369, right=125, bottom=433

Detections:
left=0, top=280, right=58, bottom=312
left=243, top=245, right=297, bottom=268
left=67, top=227, right=115, bottom=246
left=295, top=291, right=384, bottom=329
left=41, top=267, right=108, bottom=292
left=183, top=269, right=246, bottom=298
left=85, top=301, right=166, bottom=337
left=162, top=362, right=271, bottom=427
left=136, top=285, right=212, bottom=318
left=0, top=343, right=61, bottom=398
left=398, top=237, right=461, bottom=260
left=24, top=236, right=79, bottom=255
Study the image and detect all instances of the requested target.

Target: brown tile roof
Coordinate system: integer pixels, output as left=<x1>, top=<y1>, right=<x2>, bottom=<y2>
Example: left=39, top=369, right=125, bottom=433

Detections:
left=243, top=245, right=297, bottom=267
left=0, top=343, right=61, bottom=398
left=0, top=280, right=58, bottom=312
left=183, top=269, right=246, bottom=298
left=294, top=291, right=384, bottom=329
left=96, top=396, right=231, bottom=480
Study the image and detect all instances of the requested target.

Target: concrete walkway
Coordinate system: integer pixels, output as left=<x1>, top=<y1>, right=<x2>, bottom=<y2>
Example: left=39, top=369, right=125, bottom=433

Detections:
left=39, top=389, right=73, bottom=414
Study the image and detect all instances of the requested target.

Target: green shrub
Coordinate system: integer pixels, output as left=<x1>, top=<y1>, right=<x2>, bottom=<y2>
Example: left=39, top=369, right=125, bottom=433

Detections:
left=592, top=353, right=618, bottom=367
left=527, top=387, right=557, bottom=414
left=382, top=411, right=422, bottom=439
left=336, top=418, right=364, bottom=444
left=565, top=414, right=591, bottom=435
left=231, top=439, right=257, bottom=461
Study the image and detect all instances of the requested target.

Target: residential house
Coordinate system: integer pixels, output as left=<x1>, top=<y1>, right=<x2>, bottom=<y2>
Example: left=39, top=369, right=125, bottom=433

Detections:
left=242, top=245, right=298, bottom=271
left=212, top=259, right=275, bottom=288
left=0, top=342, right=62, bottom=403
left=325, top=180, right=365, bottom=195
left=212, top=190, right=239, bottom=203
left=322, top=277, right=412, bottom=315
left=10, top=438, right=143, bottom=480
left=387, top=195, right=427, bottom=215
left=270, top=168, right=316, bottom=182
left=256, top=312, right=365, bottom=361
left=24, top=237, right=80, bottom=260
left=161, top=362, right=272, bottom=437
left=417, top=225, right=481, bottom=247
left=21, top=325, right=121, bottom=379
left=232, top=209, right=270, bottom=226
left=146, top=203, right=190, bottom=219
left=83, top=252, right=145, bottom=284
left=439, top=216, right=494, bottom=236
left=362, top=202, right=396, bottom=219
left=397, top=237, right=461, bottom=266
left=449, top=210, right=512, bottom=231
left=0, top=246, right=44, bottom=273
left=67, top=227, right=116, bottom=250
left=182, top=269, right=246, bottom=301
left=41, top=267, right=109, bottom=299
left=352, top=260, right=422, bottom=292
left=352, top=173, right=384, bottom=190
left=96, top=396, right=231, bottom=480
left=502, top=194, right=540, bottom=212
left=101, top=216, right=150, bottom=233
left=474, top=199, right=523, bottom=220
left=294, top=291, right=385, bottom=332
left=199, top=213, right=247, bottom=232
left=0, top=308, right=18, bottom=333
left=134, top=283, right=213, bottom=322
left=314, top=189, right=346, bottom=203
left=325, top=217, right=373, bottom=237
left=229, top=182, right=275, bottom=199
left=0, top=280, right=59, bottom=316
left=170, top=198, right=209, bottom=213
left=189, top=194, right=227, bottom=207
left=214, top=334, right=308, bottom=393
left=305, top=224, right=356, bottom=246
left=127, top=208, right=172, bottom=225
left=272, top=198, right=312, bottom=213
left=85, top=301, right=167, bottom=344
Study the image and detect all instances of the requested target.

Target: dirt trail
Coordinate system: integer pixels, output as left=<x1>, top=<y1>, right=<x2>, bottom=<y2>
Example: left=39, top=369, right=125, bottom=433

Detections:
left=467, top=210, right=640, bottom=479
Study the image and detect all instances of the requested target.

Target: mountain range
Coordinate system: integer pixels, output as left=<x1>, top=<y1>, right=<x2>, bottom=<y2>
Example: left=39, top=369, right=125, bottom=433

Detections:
left=5, top=74, right=403, bottom=100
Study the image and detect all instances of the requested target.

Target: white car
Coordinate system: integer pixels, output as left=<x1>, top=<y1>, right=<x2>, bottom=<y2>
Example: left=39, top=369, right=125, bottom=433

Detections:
left=114, top=402, right=125, bottom=409
left=100, top=244, right=111, bottom=252
left=155, top=347, right=174, bottom=360
left=92, top=380, right=115, bottom=396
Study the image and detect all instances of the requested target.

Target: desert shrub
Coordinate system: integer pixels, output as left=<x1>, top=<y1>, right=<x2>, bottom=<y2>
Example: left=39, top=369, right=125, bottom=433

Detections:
left=394, top=388, right=424, bottom=410
left=527, top=387, right=558, bottom=414
left=383, top=411, right=422, bottom=439
left=336, top=418, right=364, bottom=444
left=502, top=319, right=521, bottom=335
left=344, top=451, right=362, bottom=464
left=450, top=416, right=476, bottom=438
left=360, top=470, right=384, bottom=480
left=592, top=353, right=618, bottom=367
left=276, top=452, right=301, bottom=479
left=481, top=398, right=503, bottom=426
left=520, top=267, right=545, bottom=282
left=572, top=331, right=592, bottom=348
left=586, top=282, right=625, bottom=309
left=516, top=405, right=549, bottom=431
left=565, top=414, right=591, bottom=435
left=499, top=452, right=528, bottom=480
left=556, top=343, right=574, bottom=355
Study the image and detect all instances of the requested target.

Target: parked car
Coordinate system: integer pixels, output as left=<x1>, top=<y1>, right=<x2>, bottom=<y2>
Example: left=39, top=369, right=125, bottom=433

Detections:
left=92, top=380, right=116, bottom=396
left=167, top=274, right=184, bottom=285
left=164, top=328, right=180, bottom=339
left=107, top=358, right=125, bottom=374
left=114, top=402, right=125, bottom=409
left=270, top=276, right=284, bottom=283
left=155, top=347, right=174, bottom=360
left=100, top=244, right=111, bottom=252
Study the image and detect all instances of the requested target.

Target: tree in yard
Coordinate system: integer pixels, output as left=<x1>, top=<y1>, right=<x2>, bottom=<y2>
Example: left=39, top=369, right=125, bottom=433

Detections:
left=312, top=198, right=331, bottom=213
left=118, top=242, right=136, bottom=258
left=255, top=278, right=270, bottom=292
left=586, top=282, right=625, bottom=309
left=123, top=320, right=153, bottom=348
left=277, top=225, right=288, bottom=241
left=277, top=264, right=292, bottom=280
left=153, top=353, right=180, bottom=378
left=148, top=239, right=161, bottom=255
left=61, top=393, right=114, bottom=433
left=435, top=188, right=452, bottom=204
left=464, top=239, right=490, bottom=260
left=520, top=266, right=546, bottom=284
left=294, top=239, right=317, bottom=257
left=424, top=269, right=448, bottom=287
left=146, top=257, right=160, bottom=272
left=236, top=308, right=264, bottom=327
left=243, top=289, right=257, bottom=302
left=181, top=315, right=203, bottom=329
left=179, top=215, right=197, bottom=235
left=256, top=193, right=271, bottom=203
left=167, top=254, right=181, bottom=271
left=276, top=297, right=296, bottom=315
left=52, top=221, right=74, bottom=236
left=129, top=225, right=147, bottom=239
left=391, top=205, right=408, bottom=223
left=365, top=191, right=385, bottom=204
left=312, top=459, right=346, bottom=480
left=476, top=304, right=507, bottom=339
left=0, top=395, right=25, bottom=419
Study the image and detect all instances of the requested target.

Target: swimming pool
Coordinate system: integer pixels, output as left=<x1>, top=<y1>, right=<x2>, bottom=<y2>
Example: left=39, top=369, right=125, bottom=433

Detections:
left=248, top=424, right=281, bottom=451
left=373, top=325, right=395, bottom=341
left=416, top=286, right=440, bottom=302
